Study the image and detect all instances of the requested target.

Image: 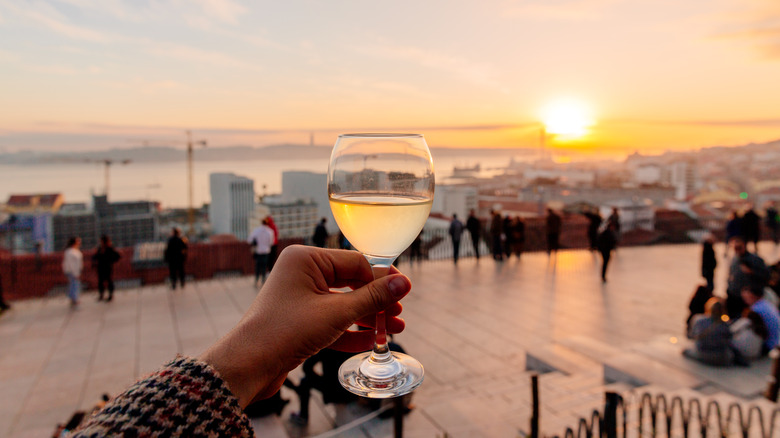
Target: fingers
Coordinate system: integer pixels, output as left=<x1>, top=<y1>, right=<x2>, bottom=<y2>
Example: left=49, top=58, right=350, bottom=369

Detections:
left=355, top=314, right=405, bottom=332
left=330, top=330, right=375, bottom=353
left=339, top=273, right=410, bottom=322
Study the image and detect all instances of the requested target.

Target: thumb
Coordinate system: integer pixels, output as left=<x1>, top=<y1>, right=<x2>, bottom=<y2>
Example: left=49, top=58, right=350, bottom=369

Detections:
left=344, top=274, right=411, bottom=319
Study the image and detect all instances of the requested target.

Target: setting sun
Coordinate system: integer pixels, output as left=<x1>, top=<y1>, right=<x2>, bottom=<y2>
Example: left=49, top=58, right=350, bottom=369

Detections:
left=541, top=98, right=594, bottom=138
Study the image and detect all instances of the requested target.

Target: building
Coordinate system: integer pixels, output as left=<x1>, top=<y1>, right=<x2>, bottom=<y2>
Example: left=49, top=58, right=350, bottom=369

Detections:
left=93, top=196, right=159, bottom=249
left=662, top=161, right=698, bottom=200
left=52, top=195, right=159, bottom=251
left=255, top=198, right=319, bottom=239
left=432, top=185, right=478, bottom=219
left=209, top=173, right=255, bottom=240
left=280, top=171, right=334, bottom=232
left=3, top=193, right=64, bottom=215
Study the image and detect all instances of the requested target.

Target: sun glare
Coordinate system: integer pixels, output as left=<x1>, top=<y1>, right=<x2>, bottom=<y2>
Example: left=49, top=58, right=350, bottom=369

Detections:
left=541, top=98, right=594, bottom=137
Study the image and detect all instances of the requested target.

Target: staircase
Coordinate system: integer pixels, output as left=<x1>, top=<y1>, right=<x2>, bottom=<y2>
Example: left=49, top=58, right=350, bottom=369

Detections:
left=526, top=335, right=780, bottom=437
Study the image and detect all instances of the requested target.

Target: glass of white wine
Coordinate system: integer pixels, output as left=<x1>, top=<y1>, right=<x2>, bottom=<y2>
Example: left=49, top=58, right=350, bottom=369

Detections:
left=328, top=133, right=434, bottom=398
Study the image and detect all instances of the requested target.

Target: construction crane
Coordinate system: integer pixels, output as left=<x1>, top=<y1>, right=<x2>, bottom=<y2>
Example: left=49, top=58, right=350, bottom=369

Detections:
left=84, top=158, right=132, bottom=199
left=185, top=130, right=207, bottom=236
left=129, top=131, right=206, bottom=235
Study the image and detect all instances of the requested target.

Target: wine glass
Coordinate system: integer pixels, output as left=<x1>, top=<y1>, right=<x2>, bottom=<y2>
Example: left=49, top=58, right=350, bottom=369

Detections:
left=328, top=133, right=434, bottom=398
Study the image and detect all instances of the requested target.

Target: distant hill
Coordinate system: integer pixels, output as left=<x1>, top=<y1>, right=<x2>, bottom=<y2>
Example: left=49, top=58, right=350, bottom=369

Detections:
left=3, top=138, right=778, bottom=165
left=0, top=144, right=536, bottom=165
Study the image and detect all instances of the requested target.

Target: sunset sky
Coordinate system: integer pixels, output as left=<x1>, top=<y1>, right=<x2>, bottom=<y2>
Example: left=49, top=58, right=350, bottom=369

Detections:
left=1, top=0, right=779, bottom=158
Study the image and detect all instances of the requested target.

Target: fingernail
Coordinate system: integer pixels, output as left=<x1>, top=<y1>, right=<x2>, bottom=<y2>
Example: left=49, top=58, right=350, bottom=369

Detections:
left=388, top=276, right=408, bottom=297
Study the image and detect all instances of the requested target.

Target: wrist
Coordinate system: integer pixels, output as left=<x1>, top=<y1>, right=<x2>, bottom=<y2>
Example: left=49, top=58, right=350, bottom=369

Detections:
left=199, top=324, right=280, bottom=408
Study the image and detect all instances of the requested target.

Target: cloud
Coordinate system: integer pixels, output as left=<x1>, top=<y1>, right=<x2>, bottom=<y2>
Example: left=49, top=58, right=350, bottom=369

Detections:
left=500, top=0, right=622, bottom=21
left=140, top=40, right=263, bottom=71
left=713, top=1, right=780, bottom=59
left=605, top=118, right=780, bottom=127
left=354, top=42, right=503, bottom=90
left=194, top=0, right=247, bottom=25
left=1, top=0, right=111, bottom=42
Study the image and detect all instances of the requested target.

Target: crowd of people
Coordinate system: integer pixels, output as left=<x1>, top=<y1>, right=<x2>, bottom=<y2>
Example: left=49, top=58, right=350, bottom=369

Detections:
left=684, top=227, right=780, bottom=367
left=443, top=206, right=621, bottom=281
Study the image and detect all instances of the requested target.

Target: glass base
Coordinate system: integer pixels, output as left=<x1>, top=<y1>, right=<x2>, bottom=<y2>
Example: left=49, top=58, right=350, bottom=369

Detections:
left=338, top=351, right=424, bottom=398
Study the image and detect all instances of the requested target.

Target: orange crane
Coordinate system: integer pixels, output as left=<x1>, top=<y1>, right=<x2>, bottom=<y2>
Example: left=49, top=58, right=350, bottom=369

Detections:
left=129, top=131, right=207, bottom=235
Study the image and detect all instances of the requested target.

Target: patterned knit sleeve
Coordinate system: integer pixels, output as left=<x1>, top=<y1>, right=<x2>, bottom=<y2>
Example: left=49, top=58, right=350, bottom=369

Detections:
left=72, top=356, right=253, bottom=437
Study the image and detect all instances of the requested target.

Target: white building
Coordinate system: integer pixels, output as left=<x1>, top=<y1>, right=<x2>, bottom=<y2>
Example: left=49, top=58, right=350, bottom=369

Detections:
left=432, top=185, right=478, bottom=219
left=209, top=173, right=255, bottom=240
left=281, top=171, right=335, bottom=232
left=633, top=164, right=662, bottom=185
left=662, top=161, right=698, bottom=200
left=256, top=198, right=319, bottom=239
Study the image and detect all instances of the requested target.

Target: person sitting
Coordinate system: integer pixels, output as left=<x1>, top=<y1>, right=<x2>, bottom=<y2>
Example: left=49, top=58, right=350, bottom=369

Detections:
left=684, top=298, right=734, bottom=366
left=730, top=310, right=768, bottom=365
left=686, top=284, right=713, bottom=334
left=71, top=246, right=412, bottom=437
left=741, top=284, right=780, bottom=354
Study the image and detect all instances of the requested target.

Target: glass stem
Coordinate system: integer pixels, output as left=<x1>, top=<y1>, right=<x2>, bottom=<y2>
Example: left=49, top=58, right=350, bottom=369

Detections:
left=369, top=263, right=392, bottom=363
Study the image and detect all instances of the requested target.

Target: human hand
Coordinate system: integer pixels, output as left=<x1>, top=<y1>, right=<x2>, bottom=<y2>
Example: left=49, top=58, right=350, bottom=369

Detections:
left=200, top=245, right=411, bottom=408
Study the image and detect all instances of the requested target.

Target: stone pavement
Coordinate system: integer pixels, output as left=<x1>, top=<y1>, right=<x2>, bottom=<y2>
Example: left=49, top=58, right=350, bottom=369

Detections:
left=1, top=243, right=779, bottom=437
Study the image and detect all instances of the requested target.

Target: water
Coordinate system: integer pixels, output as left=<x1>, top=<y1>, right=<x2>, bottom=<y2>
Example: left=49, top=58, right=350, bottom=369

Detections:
left=0, top=154, right=518, bottom=209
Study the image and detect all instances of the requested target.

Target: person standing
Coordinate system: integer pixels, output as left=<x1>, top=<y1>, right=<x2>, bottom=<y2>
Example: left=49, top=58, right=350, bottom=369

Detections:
left=766, top=204, right=779, bottom=245
left=724, top=210, right=742, bottom=257
left=490, top=210, right=503, bottom=261
left=503, top=215, right=515, bottom=259
left=248, top=218, right=275, bottom=287
left=597, top=222, right=618, bottom=282
left=93, top=235, right=121, bottom=302
left=545, top=208, right=562, bottom=256
left=410, top=232, right=422, bottom=263
left=513, top=216, right=526, bottom=258
left=312, top=218, right=328, bottom=248
left=466, top=209, right=481, bottom=260
left=583, top=207, right=602, bottom=251
left=62, top=237, right=83, bottom=306
left=0, top=270, right=10, bottom=312
left=448, top=214, right=464, bottom=265
left=701, top=235, right=717, bottom=292
left=726, top=236, right=769, bottom=319
left=742, top=207, right=761, bottom=254
left=164, top=228, right=188, bottom=290
left=264, top=215, right=280, bottom=272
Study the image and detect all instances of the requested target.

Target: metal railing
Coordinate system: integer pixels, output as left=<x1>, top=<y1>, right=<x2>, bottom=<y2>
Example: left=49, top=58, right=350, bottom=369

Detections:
left=542, top=390, right=780, bottom=438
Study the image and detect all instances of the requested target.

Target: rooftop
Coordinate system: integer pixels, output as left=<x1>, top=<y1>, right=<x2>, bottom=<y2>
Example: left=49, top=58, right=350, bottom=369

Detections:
left=1, top=242, right=779, bottom=437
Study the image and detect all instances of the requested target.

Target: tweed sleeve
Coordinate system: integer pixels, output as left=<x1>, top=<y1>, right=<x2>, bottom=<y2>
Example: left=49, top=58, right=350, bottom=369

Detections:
left=72, top=356, right=253, bottom=437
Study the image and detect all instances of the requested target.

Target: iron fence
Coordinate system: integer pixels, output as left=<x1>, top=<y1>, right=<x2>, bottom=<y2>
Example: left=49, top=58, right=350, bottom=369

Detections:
left=545, top=390, right=780, bottom=438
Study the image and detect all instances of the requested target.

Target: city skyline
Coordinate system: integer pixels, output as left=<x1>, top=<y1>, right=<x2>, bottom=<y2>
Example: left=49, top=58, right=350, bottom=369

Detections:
left=1, top=1, right=780, bottom=157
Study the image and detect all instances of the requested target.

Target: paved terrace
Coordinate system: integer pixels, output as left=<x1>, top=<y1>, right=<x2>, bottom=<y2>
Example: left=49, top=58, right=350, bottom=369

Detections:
left=1, top=243, right=779, bottom=438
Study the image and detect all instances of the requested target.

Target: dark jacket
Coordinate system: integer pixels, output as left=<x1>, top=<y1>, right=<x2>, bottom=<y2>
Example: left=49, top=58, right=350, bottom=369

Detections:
left=93, top=246, right=121, bottom=275
left=597, top=229, right=617, bottom=254
left=313, top=223, right=328, bottom=247
left=164, top=236, right=188, bottom=265
left=701, top=242, right=716, bottom=277
left=466, top=215, right=481, bottom=237
left=742, top=210, right=760, bottom=240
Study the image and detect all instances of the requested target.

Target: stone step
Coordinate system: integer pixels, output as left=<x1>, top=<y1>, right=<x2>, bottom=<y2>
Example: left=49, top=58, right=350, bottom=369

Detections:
left=526, top=343, right=602, bottom=376
left=556, top=335, right=626, bottom=363
left=604, top=351, right=706, bottom=390
left=628, top=336, right=772, bottom=399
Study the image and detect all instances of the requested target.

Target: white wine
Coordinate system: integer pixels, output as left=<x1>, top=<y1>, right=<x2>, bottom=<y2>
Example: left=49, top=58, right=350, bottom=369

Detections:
left=329, top=194, right=432, bottom=257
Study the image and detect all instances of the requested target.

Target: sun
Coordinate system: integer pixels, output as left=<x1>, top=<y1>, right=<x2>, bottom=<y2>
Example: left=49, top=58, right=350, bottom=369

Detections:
left=541, top=98, right=594, bottom=137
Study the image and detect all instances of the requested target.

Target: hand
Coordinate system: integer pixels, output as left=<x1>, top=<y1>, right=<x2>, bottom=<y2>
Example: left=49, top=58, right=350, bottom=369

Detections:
left=200, top=245, right=411, bottom=408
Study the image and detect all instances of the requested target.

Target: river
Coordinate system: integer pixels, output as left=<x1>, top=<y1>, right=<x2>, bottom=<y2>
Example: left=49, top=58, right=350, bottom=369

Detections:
left=0, top=154, right=517, bottom=209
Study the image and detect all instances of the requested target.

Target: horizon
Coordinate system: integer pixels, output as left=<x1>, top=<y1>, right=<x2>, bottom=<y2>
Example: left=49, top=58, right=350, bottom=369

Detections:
left=2, top=2, right=780, bottom=158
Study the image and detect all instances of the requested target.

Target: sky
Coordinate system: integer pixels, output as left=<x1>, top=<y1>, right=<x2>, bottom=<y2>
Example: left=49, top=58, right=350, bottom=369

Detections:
left=1, top=0, right=779, bottom=158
